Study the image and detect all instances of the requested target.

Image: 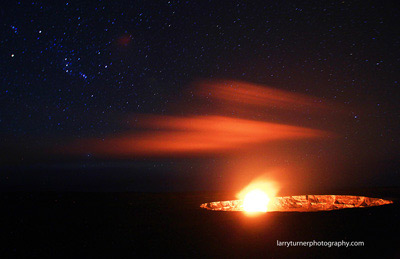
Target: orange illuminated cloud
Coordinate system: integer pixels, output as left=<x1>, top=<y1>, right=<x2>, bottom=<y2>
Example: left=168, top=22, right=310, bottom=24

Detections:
left=67, top=115, right=331, bottom=157
left=64, top=80, right=340, bottom=157
left=195, top=80, right=332, bottom=112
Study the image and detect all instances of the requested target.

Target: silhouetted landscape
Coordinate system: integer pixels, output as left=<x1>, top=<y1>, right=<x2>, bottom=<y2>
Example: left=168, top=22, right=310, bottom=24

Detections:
left=1, top=187, right=398, bottom=258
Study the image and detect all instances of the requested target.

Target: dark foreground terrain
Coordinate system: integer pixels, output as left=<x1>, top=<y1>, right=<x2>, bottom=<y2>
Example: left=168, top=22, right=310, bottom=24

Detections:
left=0, top=189, right=399, bottom=258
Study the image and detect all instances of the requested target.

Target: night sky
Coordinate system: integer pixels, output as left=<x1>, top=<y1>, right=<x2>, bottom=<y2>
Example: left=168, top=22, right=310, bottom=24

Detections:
left=1, top=1, right=399, bottom=192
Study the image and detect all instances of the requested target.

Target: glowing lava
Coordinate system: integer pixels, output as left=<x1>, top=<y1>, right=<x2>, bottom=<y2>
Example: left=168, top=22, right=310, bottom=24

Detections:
left=200, top=195, right=393, bottom=212
left=201, top=177, right=393, bottom=213
left=242, top=189, right=270, bottom=213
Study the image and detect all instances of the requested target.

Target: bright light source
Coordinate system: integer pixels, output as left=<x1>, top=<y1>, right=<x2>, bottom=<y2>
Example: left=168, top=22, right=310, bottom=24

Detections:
left=242, top=189, right=270, bottom=213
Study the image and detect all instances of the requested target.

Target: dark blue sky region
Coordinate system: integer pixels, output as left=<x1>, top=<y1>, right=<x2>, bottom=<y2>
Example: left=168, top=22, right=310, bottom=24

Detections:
left=1, top=1, right=398, bottom=137
left=0, top=1, right=399, bottom=191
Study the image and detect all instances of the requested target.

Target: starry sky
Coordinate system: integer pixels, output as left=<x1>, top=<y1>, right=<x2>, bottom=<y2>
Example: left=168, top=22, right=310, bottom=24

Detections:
left=1, top=1, right=399, bottom=191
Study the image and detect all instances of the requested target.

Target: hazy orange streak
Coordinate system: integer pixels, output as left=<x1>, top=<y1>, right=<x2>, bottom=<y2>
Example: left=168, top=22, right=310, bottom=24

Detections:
left=68, top=115, right=331, bottom=157
left=64, top=80, right=341, bottom=157
left=195, top=80, right=331, bottom=111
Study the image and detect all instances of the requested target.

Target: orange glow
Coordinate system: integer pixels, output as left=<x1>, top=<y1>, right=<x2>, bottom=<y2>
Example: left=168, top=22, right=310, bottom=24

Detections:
left=64, top=79, right=339, bottom=157
left=242, top=189, right=270, bottom=213
left=195, top=80, right=333, bottom=112
left=237, top=177, right=280, bottom=199
left=237, top=177, right=280, bottom=215
left=68, top=115, right=331, bottom=156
